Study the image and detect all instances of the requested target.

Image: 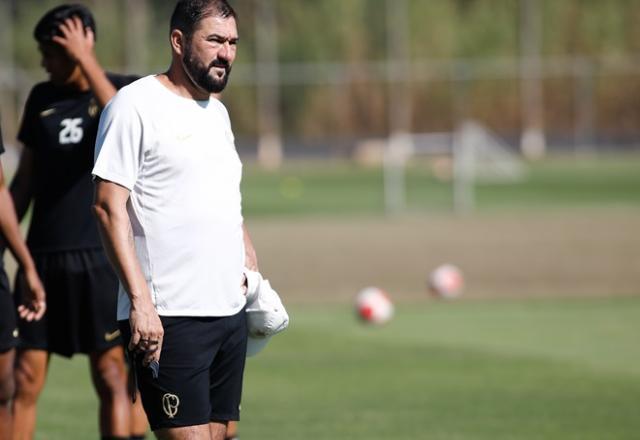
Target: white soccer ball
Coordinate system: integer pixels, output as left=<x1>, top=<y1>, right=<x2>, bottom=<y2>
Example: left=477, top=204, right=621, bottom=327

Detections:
left=355, top=287, right=394, bottom=324
left=428, top=264, right=464, bottom=299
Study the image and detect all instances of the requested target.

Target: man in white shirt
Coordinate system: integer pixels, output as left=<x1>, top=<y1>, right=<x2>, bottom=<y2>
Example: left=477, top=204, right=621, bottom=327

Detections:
left=92, top=1, right=257, bottom=439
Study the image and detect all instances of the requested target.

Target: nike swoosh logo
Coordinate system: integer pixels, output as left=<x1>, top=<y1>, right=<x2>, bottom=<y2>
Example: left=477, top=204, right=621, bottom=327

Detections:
left=40, top=108, right=56, bottom=117
left=104, top=330, right=121, bottom=342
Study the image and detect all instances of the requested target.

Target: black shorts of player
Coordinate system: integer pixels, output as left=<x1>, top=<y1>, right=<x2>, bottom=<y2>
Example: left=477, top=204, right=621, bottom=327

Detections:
left=120, top=308, right=248, bottom=431
left=13, top=249, right=122, bottom=357
left=0, top=266, right=18, bottom=353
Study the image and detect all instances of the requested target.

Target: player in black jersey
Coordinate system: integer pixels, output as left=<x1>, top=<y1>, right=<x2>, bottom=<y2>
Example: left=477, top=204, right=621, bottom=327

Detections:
left=9, top=5, right=144, bottom=439
left=0, top=121, right=46, bottom=440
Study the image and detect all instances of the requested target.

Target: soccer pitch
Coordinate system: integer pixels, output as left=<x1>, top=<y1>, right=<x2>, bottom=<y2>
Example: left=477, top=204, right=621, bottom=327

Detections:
left=241, top=154, right=640, bottom=217
left=37, top=298, right=640, bottom=439
left=27, top=155, right=640, bottom=438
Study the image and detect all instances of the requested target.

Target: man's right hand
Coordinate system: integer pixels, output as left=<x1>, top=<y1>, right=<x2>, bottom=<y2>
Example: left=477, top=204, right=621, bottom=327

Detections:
left=52, top=16, right=95, bottom=64
left=129, top=300, right=164, bottom=367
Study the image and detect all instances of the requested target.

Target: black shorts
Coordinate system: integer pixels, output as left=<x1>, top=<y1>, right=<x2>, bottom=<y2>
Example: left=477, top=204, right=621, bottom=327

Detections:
left=0, top=266, right=18, bottom=353
left=120, top=309, right=248, bottom=431
left=14, top=249, right=122, bottom=357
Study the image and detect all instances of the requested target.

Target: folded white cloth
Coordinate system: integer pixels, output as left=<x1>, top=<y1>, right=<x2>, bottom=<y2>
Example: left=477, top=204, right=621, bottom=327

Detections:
left=244, top=269, right=289, bottom=357
left=244, top=269, right=262, bottom=304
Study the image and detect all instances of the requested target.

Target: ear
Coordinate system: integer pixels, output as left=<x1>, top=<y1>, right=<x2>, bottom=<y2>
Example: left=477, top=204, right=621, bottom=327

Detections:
left=170, top=29, right=186, bottom=56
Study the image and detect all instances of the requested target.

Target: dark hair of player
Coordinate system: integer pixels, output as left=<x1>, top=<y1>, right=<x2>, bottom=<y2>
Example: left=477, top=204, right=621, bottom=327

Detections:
left=170, top=0, right=237, bottom=41
left=34, top=3, right=97, bottom=44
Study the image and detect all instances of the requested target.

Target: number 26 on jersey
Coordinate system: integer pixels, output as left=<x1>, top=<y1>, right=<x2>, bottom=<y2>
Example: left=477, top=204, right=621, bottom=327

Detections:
left=59, top=118, right=84, bottom=144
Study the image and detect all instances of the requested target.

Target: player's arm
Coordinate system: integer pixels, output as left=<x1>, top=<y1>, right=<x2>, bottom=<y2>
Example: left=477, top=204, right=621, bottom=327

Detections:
left=9, top=148, right=35, bottom=222
left=93, top=179, right=163, bottom=365
left=243, top=223, right=259, bottom=271
left=53, top=16, right=116, bottom=107
left=0, top=159, right=45, bottom=321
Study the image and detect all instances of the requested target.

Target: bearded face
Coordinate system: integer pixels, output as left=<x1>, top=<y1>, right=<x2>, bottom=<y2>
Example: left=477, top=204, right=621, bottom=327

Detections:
left=182, top=36, right=233, bottom=94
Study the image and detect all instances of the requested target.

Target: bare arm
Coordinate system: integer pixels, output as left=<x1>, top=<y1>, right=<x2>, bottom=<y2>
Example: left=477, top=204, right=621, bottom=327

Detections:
left=53, top=16, right=117, bottom=107
left=93, top=179, right=163, bottom=365
left=9, top=148, right=35, bottom=222
left=0, top=161, right=45, bottom=321
left=243, top=223, right=259, bottom=271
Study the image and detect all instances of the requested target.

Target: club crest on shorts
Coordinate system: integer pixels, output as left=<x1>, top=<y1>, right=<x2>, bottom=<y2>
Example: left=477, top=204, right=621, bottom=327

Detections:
left=162, top=393, right=180, bottom=418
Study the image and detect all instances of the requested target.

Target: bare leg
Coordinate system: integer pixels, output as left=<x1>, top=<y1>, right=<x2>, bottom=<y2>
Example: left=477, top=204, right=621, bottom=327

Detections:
left=210, top=421, right=228, bottom=440
left=130, top=389, right=149, bottom=437
left=0, top=349, right=15, bottom=440
left=155, top=423, right=212, bottom=440
left=12, top=349, right=48, bottom=440
left=225, top=421, right=238, bottom=439
left=89, top=346, right=130, bottom=437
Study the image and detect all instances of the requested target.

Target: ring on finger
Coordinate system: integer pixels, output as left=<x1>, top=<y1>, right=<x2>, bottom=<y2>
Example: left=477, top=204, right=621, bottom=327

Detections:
left=140, top=339, right=159, bottom=344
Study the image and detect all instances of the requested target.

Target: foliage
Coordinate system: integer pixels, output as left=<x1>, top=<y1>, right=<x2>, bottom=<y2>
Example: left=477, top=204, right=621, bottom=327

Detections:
left=4, top=0, right=640, bottom=140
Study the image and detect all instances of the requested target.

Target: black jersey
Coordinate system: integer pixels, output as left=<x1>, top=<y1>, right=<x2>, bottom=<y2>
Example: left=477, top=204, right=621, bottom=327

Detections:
left=0, top=123, right=6, bottom=265
left=17, top=73, right=138, bottom=252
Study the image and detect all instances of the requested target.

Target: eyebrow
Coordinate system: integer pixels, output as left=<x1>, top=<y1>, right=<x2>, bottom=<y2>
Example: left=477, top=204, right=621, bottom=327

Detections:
left=207, top=33, right=239, bottom=42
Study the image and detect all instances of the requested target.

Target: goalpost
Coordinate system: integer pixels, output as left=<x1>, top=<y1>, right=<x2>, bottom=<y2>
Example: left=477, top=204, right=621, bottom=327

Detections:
left=383, top=121, right=527, bottom=214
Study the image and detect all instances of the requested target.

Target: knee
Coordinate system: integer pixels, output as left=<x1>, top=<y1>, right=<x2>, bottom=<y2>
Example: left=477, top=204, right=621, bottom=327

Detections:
left=94, top=358, right=128, bottom=401
left=0, top=374, right=15, bottom=407
left=14, top=361, right=43, bottom=403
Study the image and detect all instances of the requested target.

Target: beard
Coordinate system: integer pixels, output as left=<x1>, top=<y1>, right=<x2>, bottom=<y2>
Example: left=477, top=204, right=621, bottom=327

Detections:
left=182, top=43, right=232, bottom=94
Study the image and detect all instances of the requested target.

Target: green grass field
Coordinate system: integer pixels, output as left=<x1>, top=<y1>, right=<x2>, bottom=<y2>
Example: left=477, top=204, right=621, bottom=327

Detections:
left=38, top=297, right=640, bottom=439
left=26, top=155, right=640, bottom=438
left=242, top=154, right=640, bottom=216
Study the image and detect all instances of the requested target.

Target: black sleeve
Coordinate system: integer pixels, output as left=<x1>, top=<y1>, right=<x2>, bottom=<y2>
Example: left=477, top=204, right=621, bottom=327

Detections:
left=17, top=86, right=42, bottom=150
left=108, top=73, right=141, bottom=90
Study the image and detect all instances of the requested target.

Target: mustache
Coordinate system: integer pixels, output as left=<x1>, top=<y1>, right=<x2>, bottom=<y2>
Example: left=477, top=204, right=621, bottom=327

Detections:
left=209, top=59, right=230, bottom=70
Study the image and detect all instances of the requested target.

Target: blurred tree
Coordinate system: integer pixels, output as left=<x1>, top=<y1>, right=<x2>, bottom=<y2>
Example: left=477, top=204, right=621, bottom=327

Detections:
left=3, top=0, right=640, bottom=145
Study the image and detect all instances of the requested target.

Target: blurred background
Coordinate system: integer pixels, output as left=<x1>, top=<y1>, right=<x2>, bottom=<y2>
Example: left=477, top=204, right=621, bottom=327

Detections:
left=2, top=0, right=640, bottom=157
left=0, top=0, right=639, bottom=438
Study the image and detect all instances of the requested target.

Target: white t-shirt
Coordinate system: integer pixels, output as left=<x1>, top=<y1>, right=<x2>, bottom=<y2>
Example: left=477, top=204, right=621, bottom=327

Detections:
left=93, top=75, right=246, bottom=320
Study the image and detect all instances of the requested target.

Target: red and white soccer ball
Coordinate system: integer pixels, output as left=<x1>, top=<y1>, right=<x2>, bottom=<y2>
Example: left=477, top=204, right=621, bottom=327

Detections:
left=428, top=264, right=464, bottom=299
left=355, top=287, right=394, bottom=325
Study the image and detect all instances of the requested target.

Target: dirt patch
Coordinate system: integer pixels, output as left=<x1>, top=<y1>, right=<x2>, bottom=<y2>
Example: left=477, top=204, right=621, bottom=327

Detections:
left=7, top=208, right=636, bottom=305
left=246, top=208, right=640, bottom=303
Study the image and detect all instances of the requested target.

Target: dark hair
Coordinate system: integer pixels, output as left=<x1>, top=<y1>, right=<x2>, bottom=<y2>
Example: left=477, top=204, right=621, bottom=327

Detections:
left=34, top=3, right=96, bottom=43
left=170, top=0, right=236, bottom=40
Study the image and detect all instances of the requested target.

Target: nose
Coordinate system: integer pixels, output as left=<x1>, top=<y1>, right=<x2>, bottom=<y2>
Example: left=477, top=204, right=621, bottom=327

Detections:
left=218, top=41, right=234, bottom=62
